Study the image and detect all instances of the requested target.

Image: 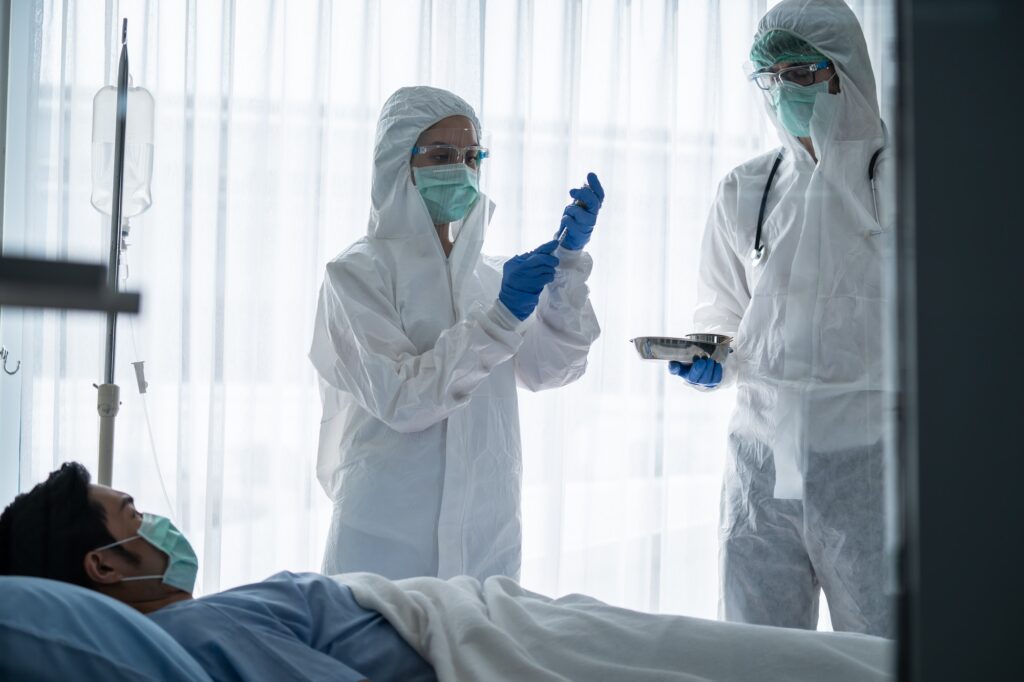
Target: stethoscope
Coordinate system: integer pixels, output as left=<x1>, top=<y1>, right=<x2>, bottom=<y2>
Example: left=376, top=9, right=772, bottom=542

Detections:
left=750, top=146, right=885, bottom=265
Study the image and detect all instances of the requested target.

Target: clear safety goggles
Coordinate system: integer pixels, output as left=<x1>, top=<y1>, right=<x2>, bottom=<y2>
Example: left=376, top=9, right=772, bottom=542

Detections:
left=411, top=144, right=489, bottom=167
left=410, top=128, right=489, bottom=169
left=745, top=59, right=833, bottom=91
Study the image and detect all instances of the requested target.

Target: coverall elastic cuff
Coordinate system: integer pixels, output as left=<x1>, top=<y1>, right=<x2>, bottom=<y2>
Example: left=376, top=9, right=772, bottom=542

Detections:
left=555, top=245, right=584, bottom=264
left=491, top=299, right=527, bottom=332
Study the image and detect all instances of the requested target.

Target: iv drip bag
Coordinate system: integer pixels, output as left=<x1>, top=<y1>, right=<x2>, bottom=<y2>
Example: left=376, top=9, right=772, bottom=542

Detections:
left=91, top=77, right=154, bottom=218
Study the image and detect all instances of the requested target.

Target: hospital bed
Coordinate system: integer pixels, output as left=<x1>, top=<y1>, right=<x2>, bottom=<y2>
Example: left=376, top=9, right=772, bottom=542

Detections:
left=0, top=574, right=894, bottom=681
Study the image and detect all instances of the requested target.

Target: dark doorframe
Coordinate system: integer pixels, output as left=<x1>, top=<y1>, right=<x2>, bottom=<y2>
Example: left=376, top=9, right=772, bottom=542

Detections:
left=0, top=0, right=11, bottom=246
left=897, top=1, right=1024, bottom=680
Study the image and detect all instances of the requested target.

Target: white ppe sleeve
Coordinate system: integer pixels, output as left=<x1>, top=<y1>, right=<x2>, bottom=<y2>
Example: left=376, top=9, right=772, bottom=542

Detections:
left=309, top=258, right=525, bottom=434
left=513, top=246, right=601, bottom=391
left=693, top=179, right=750, bottom=391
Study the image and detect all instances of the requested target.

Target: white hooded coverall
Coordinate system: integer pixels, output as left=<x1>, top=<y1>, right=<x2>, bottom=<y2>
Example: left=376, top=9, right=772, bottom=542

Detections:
left=694, top=0, right=893, bottom=636
left=309, top=86, right=600, bottom=581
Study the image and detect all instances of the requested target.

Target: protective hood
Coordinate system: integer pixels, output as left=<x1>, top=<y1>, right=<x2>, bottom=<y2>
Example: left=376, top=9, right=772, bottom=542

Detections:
left=755, top=0, right=884, bottom=163
left=368, top=86, right=485, bottom=239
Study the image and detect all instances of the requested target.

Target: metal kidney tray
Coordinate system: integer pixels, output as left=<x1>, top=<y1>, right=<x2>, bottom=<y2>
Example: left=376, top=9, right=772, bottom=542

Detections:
left=630, top=334, right=733, bottom=364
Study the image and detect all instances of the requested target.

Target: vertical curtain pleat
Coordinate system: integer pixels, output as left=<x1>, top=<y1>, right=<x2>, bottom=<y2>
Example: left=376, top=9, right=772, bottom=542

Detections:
left=15, top=1, right=46, bottom=483
left=52, top=0, right=74, bottom=471
left=200, top=0, right=237, bottom=595
left=176, top=0, right=198, bottom=532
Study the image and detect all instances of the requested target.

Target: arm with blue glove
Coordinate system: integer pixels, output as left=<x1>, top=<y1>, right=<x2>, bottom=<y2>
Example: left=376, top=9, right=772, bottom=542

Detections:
left=668, top=357, right=724, bottom=390
left=556, top=172, right=605, bottom=251
left=514, top=173, right=604, bottom=390
left=671, top=175, right=746, bottom=392
left=498, top=240, right=561, bottom=321
left=310, top=253, right=529, bottom=434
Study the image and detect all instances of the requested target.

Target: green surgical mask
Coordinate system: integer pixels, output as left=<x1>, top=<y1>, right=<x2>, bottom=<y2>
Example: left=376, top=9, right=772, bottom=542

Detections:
left=771, top=81, right=829, bottom=138
left=94, top=513, right=199, bottom=593
left=413, top=164, right=480, bottom=224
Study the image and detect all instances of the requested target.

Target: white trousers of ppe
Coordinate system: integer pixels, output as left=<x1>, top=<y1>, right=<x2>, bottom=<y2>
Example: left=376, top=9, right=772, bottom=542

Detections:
left=718, top=433, right=893, bottom=637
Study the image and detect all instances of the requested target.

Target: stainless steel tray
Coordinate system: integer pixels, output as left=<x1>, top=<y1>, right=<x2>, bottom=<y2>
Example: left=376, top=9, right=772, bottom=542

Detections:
left=630, top=334, right=733, bottom=364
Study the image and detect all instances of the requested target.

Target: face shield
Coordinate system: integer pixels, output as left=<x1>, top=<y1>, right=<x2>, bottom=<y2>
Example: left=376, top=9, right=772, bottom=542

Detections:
left=410, top=126, right=491, bottom=236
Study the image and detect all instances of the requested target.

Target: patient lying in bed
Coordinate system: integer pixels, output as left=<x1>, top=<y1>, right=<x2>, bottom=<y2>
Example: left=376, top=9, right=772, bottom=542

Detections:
left=1, top=463, right=894, bottom=682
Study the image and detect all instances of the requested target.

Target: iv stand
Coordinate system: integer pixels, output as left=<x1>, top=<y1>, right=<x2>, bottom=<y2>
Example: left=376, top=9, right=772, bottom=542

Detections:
left=97, top=19, right=130, bottom=487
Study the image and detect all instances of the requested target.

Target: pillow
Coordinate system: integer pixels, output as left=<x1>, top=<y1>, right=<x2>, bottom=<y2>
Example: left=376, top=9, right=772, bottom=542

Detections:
left=0, top=576, right=212, bottom=681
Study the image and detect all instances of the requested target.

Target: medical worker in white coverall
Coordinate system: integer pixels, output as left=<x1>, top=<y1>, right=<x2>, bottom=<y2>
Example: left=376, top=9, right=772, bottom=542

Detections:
left=669, top=0, right=893, bottom=636
left=310, top=86, right=603, bottom=581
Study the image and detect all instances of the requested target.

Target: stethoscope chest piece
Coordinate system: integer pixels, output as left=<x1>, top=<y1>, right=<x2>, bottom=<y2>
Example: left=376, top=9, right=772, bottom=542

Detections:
left=750, top=244, right=767, bottom=266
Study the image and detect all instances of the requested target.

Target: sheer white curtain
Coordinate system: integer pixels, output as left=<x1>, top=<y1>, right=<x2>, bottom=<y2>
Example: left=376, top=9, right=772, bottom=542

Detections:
left=1, top=0, right=892, bottom=617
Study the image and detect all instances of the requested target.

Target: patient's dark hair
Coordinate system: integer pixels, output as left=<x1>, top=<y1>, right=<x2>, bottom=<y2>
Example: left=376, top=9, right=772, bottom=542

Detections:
left=0, top=462, right=125, bottom=587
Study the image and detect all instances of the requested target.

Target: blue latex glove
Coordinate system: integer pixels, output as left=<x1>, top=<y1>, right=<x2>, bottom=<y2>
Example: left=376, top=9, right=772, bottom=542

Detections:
left=668, top=358, right=723, bottom=388
left=557, top=172, right=605, bottom=251
left=499, top=240, right=560, bottom=321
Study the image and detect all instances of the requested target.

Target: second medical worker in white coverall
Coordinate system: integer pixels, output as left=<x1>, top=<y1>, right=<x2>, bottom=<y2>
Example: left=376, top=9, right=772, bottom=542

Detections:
left=670, top=0, right=892, bottom=636
left=310, top=86, right=603, bottom=581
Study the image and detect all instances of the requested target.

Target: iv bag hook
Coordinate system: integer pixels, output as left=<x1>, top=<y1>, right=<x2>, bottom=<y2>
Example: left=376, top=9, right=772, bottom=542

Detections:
left=1, top=346, right=21, bottom=376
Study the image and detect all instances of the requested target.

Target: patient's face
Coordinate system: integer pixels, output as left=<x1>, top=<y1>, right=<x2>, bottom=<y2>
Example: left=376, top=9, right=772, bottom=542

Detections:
left=89, top=484, right=169, bottom=579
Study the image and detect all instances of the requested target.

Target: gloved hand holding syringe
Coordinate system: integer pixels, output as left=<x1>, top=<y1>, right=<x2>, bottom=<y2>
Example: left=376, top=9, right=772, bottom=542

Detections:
left=556, top=172, right=605, bottom=250
left=497, top=172, right=605, bottom=323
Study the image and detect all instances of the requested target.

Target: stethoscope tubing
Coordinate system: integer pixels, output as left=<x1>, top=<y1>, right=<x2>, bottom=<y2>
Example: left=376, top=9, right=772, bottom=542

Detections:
left=751, top=147, right=884, bottom=265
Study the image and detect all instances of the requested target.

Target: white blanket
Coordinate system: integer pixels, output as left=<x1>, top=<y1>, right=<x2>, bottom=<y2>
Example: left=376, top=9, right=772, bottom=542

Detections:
left=340, top=573, right=894, bottom=682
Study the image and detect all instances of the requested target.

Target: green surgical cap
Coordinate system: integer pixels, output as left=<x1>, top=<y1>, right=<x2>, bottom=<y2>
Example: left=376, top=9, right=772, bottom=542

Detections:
left=749, top=30, right=826, bottom=70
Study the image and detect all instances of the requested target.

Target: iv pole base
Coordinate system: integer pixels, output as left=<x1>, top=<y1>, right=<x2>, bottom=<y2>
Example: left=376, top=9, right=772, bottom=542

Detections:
left=97, top=383, right=120, bottom=486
